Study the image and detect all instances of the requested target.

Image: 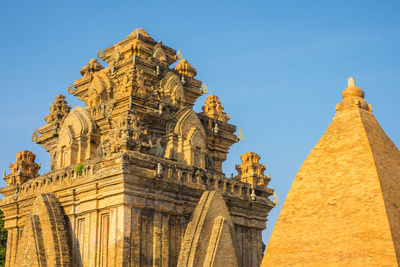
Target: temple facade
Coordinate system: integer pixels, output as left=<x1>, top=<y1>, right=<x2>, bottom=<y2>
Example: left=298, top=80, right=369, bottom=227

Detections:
left=0, top=29, right=275, bottom=267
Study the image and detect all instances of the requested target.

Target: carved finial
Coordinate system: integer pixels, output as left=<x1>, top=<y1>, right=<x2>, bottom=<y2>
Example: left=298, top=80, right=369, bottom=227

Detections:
left=213, top=123, right=219, bottom=134
left=177, top=50, right=183, bottom=60
left=235, top=152, right=270, bottom=187
left=272, top=191, right=279, bottom=205
left=201, top=95, right=230, bottom=122
left=348, top=77, right=356, bottom=87
left=201, top=83, right=208, bottom=94
left=97, top=49, right=103, bottom=59
left=44, top=95, right=71, bottom=125
left=238, top=129, right=244, bottom=141
left=7, top=150, right=41, bottom=185
left=336, top=77, right=372, bottom=112
left=128, top=28, right=152, bottom=39
left=31, top=129, right=39, bottom=142
left=68, top=83, right=75, bottom=94
left=156, top=163, right=162, bottom=178
left=173, top=59, right=197, bottom=78
left=342, top=76, right=364, bottom=99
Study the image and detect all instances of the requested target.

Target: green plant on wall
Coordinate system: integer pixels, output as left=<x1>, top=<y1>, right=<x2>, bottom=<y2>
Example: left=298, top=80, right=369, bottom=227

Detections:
left=76, top=163, right=84, bottom=174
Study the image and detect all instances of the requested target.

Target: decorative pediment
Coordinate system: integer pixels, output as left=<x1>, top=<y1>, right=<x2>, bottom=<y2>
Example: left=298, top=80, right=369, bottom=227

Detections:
left=164, top=108, right=206, bottom=168
left=56, top=107, right=99, bottom=169
left=159, top=71, right=185, bottom=106
left=152, top=42, right=167, bottom=63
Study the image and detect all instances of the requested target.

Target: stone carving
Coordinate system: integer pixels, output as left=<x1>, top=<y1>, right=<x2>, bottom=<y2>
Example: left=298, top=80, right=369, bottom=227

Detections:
left=201, top=83, right=208, bottom=94
left=135, top=68, right=148, bottom=95
left=101, top=112, right=150, bottom=156
left=128, top=28, right=152, bottom=39
left=31, top=129, right=39, bottom=142
left=335, top=77, right=372, bottom=112
left=152, top=42, right=167, bottom=63
left=15, top=193, right=71, bottom=266
left=87, top=70, right=113, bottom=107
left=67, top=83, right=75, bottom=94
left=44, top=95, right=71, bottom=125
left=206, top=155, right=214, bottom=170
left=177, top=191, right=239, bottom=267
left=177, top=49, right=183, bottom=60
left=97, top=48, right=103, bottom=59
left=80, top=58, right=104, bottom=76
left=6, top=150, right=40, bottom=185
left=173, top=59, right=197, bottom=78
left=165, top=108, right=207, bottom=168
left=151, top=138, right=164, bottom=158
left=201, top=95, right=230, bottom=122
left=159, top=71, right=185, bottom=106
left=235, top=152, right=270, bottom=187
left=237, top=128, right=244, bottom=141
left=56, top=107, right=99, bottom=168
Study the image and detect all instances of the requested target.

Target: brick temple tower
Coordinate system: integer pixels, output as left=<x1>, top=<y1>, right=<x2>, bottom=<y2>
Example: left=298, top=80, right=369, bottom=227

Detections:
left=0, top=29, right=275, bottom=267
left=262, top=78, right=400, bottom=266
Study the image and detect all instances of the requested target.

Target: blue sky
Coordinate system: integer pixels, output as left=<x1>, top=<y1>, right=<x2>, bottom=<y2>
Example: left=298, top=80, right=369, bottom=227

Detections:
left=1, top=0, right=400, bottom=246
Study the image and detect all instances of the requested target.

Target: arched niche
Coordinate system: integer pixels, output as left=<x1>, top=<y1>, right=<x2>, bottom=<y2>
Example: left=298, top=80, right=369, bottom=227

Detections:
left=165, top=108, right=206, bottom=169
left=56, top=106, right=99, bottom=169
left=87, top=70, right=113, bottom=107
left=159, top=71, right=184, bottom=106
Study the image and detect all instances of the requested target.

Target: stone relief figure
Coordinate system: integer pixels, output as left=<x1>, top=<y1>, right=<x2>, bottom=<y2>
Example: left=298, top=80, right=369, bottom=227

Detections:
left=150, top=138, right=164, bottom=158
left=135, top=68, right=148, bottom=95
left=206, top=155, right=214, bottom=170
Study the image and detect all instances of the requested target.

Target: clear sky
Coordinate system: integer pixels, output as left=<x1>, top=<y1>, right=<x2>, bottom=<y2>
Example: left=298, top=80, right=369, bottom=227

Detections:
left=1, top=0, right=399, bottom=247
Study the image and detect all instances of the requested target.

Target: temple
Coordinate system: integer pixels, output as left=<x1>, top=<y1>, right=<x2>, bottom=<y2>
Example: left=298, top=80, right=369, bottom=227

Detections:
left=262, top=78, right=400, bottom=266
left=0, top=29, right=275, bottom=267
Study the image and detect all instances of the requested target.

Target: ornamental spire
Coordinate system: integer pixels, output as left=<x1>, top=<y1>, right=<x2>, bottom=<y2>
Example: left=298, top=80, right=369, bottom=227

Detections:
left=335, top=77, right=372, bottom=113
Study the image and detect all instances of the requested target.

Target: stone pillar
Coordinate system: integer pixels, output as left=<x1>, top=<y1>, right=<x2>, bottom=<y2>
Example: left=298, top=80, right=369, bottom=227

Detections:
left=5, top=228, right=18, bottom=267
left=88, top=211, right=98, bottom=266
left=153, top=212, right=162, bottom=266
left=161, top=213, right=169, bottom=267
left=130, top=208, right=141, bottom=267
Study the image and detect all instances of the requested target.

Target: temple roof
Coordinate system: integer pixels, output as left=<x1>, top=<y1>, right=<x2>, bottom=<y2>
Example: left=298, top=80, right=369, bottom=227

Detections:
left=262, top=78, right=400, bottom=266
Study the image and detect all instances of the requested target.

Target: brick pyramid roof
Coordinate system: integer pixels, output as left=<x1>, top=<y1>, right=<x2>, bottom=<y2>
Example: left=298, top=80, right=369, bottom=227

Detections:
left=262, top=78, right=400, bottom=266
